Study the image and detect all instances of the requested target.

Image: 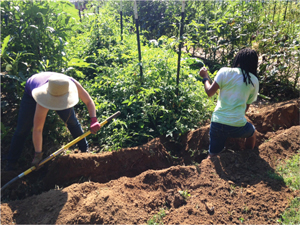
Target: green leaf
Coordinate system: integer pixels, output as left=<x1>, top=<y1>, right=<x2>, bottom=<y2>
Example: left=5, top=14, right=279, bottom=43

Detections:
left=1, top=35, right=10, bottom=57
left=68, top=58, right=90, bottom=67
left=1, top=74, right=23, bottom=82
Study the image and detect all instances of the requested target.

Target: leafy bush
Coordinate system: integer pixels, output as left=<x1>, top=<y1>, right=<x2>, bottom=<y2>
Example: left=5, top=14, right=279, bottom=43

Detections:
left=75, top=25, right=216, bottom=149
left=1, top=0, right=80, bottom=77
left=110, top=0, right=181, bottom=40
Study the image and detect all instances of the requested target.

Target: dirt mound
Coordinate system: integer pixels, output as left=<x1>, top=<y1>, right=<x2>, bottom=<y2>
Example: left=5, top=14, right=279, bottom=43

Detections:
left=247, top=98, right=299, bottom=133
left=1, top=98, right=299, bottom=224
left=42, top=137, right=172, bottom=189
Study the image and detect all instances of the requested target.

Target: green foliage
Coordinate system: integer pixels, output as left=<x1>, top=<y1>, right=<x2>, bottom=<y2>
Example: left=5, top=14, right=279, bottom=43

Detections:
left=115, top=0, right=300, bottom=98
left=276, top=153, right=300, bottom=191
left=178, top=190, right=191, bottom=199
left=278, top=197, right=300, bottom=225
left=125, top=0, right=300, bottom=97
left=64, top=6, right=216, bottom=150
left=78, top=35, right=216, bottom=149
left=1, top=122, right=9, bottom=139
left=276, top=154, right=300, bottom=225
left=1, top=0, right=80, bottom=76
left=147, top=208, right=166, bottom=225
left=111, top=1, right=180, bottom=39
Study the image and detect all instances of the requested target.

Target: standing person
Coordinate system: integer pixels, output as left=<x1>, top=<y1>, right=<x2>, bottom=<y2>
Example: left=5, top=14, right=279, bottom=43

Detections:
left=5, top=72, right=101, bottom=170
left=198, top=48, right=259, bottom=158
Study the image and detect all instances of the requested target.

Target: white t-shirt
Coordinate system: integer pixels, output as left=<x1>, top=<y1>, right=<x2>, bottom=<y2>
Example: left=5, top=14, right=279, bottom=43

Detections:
left=211, top=67, right=259, bottom=127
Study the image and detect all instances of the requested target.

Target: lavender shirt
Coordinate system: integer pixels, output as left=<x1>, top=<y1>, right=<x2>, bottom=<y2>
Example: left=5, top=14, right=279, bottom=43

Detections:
left=25, top=72, right=76, bottom=96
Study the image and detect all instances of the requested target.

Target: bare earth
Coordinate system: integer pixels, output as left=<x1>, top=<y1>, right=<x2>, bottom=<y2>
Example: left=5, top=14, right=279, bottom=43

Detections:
left=1, top=98, right=299, bottom=224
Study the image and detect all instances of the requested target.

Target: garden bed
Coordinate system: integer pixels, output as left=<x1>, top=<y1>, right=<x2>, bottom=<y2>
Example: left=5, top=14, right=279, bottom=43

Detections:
left=1, top=98, right=299, bottom=224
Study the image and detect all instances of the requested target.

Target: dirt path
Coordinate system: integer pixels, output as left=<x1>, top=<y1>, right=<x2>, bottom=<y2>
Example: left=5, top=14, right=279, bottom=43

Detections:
left=1, top=98, right=299, bottom=224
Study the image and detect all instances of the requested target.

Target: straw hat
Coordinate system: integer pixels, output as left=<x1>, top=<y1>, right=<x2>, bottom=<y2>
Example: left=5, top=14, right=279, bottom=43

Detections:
left=32, top=74, right=79, bottom=110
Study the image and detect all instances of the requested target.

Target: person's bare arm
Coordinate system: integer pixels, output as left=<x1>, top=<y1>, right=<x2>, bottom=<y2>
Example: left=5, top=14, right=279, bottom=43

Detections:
left=73, top=79, right=101, bottom=134
left=199, top=67, right=220, bottom=97
left=203, top=80, right=220, bottom=97
left=73, top=79, right=97, bottom=118
left=32, top=104, right=49, bottom=153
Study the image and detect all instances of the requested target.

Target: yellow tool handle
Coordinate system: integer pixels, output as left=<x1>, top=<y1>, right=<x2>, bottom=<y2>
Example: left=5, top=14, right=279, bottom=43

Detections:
left=22, top=131, right=92, bottom=176
left=22, top=111, right=121, bottom=177
left=2, top=111, right=121, bottom=191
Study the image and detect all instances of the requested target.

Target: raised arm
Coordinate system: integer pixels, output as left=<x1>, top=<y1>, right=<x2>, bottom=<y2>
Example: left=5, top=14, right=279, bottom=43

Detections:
left=199, top=67, right=220, bottom=97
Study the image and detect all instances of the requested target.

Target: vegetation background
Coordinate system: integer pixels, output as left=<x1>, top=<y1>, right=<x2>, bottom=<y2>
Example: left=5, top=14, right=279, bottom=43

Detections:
left=1, top=1, right=299, bottom=223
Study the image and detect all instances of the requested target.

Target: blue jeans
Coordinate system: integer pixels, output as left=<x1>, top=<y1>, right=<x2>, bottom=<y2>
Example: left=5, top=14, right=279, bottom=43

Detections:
left=209, top=122, right=255, bottom=155
left=7, top=92, right=88, bottom=164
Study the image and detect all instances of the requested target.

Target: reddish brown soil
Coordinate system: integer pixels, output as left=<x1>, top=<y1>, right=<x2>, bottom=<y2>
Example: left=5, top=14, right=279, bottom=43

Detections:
left=1, top=98, right=299, bottom=224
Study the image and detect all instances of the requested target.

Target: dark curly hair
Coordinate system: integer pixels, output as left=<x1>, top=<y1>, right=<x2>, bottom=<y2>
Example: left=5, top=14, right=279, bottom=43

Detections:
left=232, top=48, right=258, bottom=86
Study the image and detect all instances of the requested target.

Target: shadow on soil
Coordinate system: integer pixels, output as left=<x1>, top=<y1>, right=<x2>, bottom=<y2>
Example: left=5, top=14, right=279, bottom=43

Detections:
left=209, top=149, right=286, bottom=192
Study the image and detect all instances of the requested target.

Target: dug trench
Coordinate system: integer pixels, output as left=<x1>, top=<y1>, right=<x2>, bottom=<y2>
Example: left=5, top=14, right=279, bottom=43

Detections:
left=1, top=98, right=299, bottom=224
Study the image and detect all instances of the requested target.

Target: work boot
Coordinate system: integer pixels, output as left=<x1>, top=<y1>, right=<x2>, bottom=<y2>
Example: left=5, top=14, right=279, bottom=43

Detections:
left=31, top=152, right=43, bottom=167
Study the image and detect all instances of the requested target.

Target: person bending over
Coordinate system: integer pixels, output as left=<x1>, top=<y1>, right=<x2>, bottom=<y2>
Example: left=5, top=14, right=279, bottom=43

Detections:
left=198, top=48, right=259, bottom=158
left=5, top=72, right=101, bottom=170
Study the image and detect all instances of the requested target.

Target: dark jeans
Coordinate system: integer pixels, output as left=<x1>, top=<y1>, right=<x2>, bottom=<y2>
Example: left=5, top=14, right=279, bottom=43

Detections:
left=209, top=121, right=255, bottom=155
left=7, top=92, right=88, bottom=164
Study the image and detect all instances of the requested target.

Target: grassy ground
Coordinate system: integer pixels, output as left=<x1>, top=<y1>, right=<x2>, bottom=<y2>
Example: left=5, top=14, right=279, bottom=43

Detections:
left=276, top=152, right=300, bottom=224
